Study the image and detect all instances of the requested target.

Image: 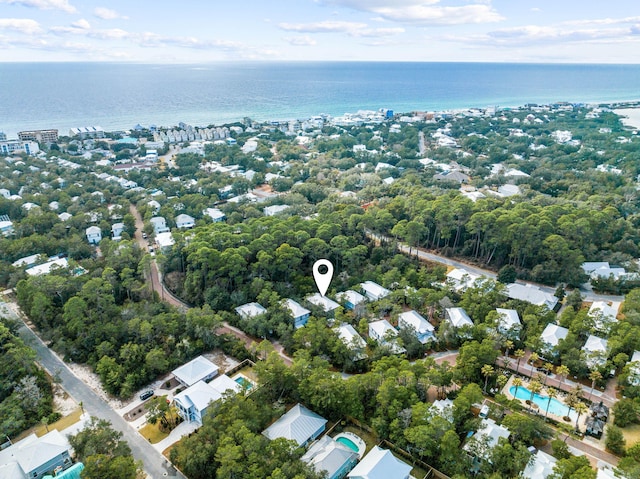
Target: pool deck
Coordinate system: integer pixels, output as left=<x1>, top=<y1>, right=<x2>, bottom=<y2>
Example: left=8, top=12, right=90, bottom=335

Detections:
left=333, top=431, right=366, bottom=459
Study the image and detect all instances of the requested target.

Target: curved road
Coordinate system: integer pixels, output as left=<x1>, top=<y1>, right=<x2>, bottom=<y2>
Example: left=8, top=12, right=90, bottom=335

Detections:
left=1, top=299, right=182, bottom=479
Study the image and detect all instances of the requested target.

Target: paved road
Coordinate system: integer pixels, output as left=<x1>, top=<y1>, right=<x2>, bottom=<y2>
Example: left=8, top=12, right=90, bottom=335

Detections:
left=369, top=231, right=624, bottom=303
left=2, top=300, right=182, bottom=479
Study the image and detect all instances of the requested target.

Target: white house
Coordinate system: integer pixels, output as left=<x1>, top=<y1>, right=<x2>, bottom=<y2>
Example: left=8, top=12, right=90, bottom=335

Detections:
left=446, top=268, right=481, bottom=292
left=58, top=212, right=72, bottom=221
left=173, top=374, right=241, bottom=423
left=85, top=225, right=102, bottom=244
left=347, top=445, right=412, bottom=479
left=25, top=257, right=68, bottom=276
left=306, top=293, right=340, bottom=316
left=262, top=404, right=327, bottom=448
left=155, top=231, right=175, bottom=251
left=628, top=351, right=640, bottom=386
left=398, top=310, right=435, bottom=344
left=235, top=302, right=267, bottom=319
left=176, top=213, right=195, bottom=229
left=0, top=429, right=73, bottom=479
left=284, top=299, right=311, bottom=329
left=335, top=323, right=367, bottom=360
left=360, top=281, right=390, bottom=301
left=111, top=222, right=125, bottom=240
left=12, top=254, right=41, bottom=269
left=506, top=283, right=558, bottom=310
left=495, top=308, right=522, bottom=339
left=301, top=435, right=359, bottom=479
left=464, top=418, right=510, bottom=460
left=336, top=290, right=366, bottom=310
left=445, top=307, right=474, bottom=329
left=150, top=216, right=170, bottom=234
left=522, top=449, right=557, bottom=479
left=172, top=355, right=219, bottom=388
left=588, top=301, right=620, bottom=334
left=264, top=204, right=290, bottom=216
left=369, top=319, right=406, bottom=354
left=540, top=323, right=569, bottom=357
left=0, top=217, right=14, bottom=237
left=203, top=207, right=226, bottom=222
left=584, top=335, right=608, bottom=369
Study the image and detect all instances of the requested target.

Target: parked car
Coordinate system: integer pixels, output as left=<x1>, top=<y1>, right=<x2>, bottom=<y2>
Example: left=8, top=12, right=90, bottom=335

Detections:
left=142, top=232, right=148, bottom=239
left=139, top=390, right=154, bottom=401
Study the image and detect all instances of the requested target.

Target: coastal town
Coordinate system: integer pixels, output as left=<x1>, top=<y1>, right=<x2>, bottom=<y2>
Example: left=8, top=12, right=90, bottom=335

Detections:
left=2, top=100, right=640, bottom=479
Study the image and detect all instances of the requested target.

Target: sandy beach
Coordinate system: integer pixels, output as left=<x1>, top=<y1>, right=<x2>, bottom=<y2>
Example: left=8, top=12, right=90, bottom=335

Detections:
left=614, top=108, right=640, bottom=129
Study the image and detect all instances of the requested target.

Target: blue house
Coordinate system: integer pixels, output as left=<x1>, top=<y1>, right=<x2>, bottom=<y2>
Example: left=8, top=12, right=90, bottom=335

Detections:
left=336, top=290, right=366, bottom=310
left=262, top=404, right=327, bottom=448
left=284, top=299, right=311, bottom=329
left=301, top=436, right=359, bottom=479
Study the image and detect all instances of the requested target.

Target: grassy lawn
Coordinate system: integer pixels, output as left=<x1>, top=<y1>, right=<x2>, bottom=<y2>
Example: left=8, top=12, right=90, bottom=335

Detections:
left=621, top=423, right=640, bottom=445
left=139, top=422, right=170, bottom=444
left=15, top=408, right=83, bottom=441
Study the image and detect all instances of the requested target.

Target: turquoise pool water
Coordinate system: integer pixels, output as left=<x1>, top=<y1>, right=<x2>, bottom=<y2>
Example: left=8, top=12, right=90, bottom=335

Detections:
left=234, top=376, right=253, bottom=389
left=509, top=385, right=576, bottom=419
left=336, top=436, right=359, bottom=452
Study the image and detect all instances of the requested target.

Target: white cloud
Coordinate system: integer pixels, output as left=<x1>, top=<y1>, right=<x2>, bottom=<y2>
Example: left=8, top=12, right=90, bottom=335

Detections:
left=0, top=0, right=76, bottom=13
left=320, top=0, right=503, bottom=25
left=283, top=35, right=317, bottom=46
left=71, top=18, right=90, bottom=29
left=278, top=20, right=404, bottom=37
left=0, top=18, right=42, bottom=34
left=93, top=7, right=128, bottom=20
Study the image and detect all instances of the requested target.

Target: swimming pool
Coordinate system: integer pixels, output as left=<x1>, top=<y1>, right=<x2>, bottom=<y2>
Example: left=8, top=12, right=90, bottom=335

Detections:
left=336, top=436, right=359, bottom=452
left=333, top=432, right=366, bottom=458
left=509, top=385, right=576, bottom=419
left=234, top=376, right=253, bottom=389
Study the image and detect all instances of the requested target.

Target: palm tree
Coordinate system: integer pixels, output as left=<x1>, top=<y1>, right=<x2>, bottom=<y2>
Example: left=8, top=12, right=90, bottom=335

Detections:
left=528, top=379, right=542, bottom=408
left=565, top=385, right=583, bottom=421
left=504, top=339, right=514, bottom=359
left=589, top=370, right=603, bottom=401
left=481, top=364, right=495, bottom=393
left=543, top=362, right=555, bottom=385
left=545, top=387, right=558, bottom=419
left=513, top=377, right=523, bottom=402
left=574, top=401, right=588, bottom=432
left=528, top=352, right=540, bottom=379
left=515, top=349, right=525, bottom=373
left=496, top=374, right=508, bottom=391
left=556, top=364, right=570, bottom=390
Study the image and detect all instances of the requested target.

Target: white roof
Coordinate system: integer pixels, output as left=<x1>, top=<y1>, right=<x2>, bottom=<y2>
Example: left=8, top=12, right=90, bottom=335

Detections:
left=262, top=404, right=327, bottom=446
left=446, top=268, right=481, bottom=291
left=284, top=299, right=311, bottom=319
left=235, top=302, right=267, bottom=318
left=173, top=374, right=240, bottom=413
left=12, top=253, right=40, bottom=268
left=156, top=231, right=175, bottom=248
left=398, top=310, right=434, bottom=334
left=445, top=307, right=473, bottom=328
left=203, top=207, right=225, bottom=220
left=25, top=257, right=68, bottom=276
left=369, top=319, right=397, bottom=339
left=588, top=301, right=620, bottom=322
left=632, top=351, right=640, bottom=363
left=496, top=308, right=521, bottom=329
left=0, top=429, right=70, bottom=476
left=335, top=323, right=366, bottom=349
left=584, top=335, right=608, bottom=354
left=336, top=290, right=366, bottom=306
left=583, top=262, right=610, bottom=273
left=150, top=216, right=166, bottom=225
left=264, top=204, right=290, bottom=216
left=176, top=213, right=195, bottom=224
left=306, top=293, right=340, bottom=313
left=360, top=281, right=390, bottom=300
left=541, top=323, right=569, bottom=348
left=58, top=212, right=72, bottom=221
left=86, top=225, right=101, bottom=234
left=506, top=283, right=558, bottom=309
left=464, top=418, right=510, bottom=456
left=301, top=435, right=358, bottom=479
left=347, top=445, right=412, bottom=479
left=523, top=450, right=557, bottom=479
left=172, top=356, right=219, bottom=387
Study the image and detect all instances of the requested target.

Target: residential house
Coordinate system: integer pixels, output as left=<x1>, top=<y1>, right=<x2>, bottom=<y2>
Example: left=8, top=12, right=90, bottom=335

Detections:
left=628, top=351, right=640, bottom=386
left=434, top=170, right=469, bottom=183
left=584, top=262, right=626, bottom=281
left=336, top=290, right=366, bottom=311
left=398, top=310, right=435, bottom=344
left=588, top=301, right=620, bottom=334
left=464, top=418, right=510, bottom=461
left=262, top=404, right=327, bottom=448
left=155, top=232, right=175, bottom=252
left=172, top=355, right=219, bottom=388
left=431, top=398, right=454, bottom=423
left=235, top=302, right=267, bottom=319
left=445, top=307, right=474, bottom=329
left=446, top=268, right=481, bottom=292
left=85, top=226, right=102, bottom=244
left=25, top=257, right=68, bottom=276
left=522, top=450, right=557, bottom=479
left=335, top=323, right=367, bottom=360
left=58, top=212, right=72, bottom=222
left=284, top=299, right=311, bottom=329
left=506, top=283, right=558, bottom=310
left=540, top=324, right=569, bottom=358
left=586, top=416, right=606, bottom=439
left=147, top=199, right=161, bottom=213
left=0, top=215, right=14, bottom=236
left=495, top=308, right=522, bottom=340
left=264, top=205, right=291, bottom=216
left=203, top=207, right=226, bottom=222
left=306, top=293, right=340, bottom=317
left=360, top=281, right=390, bottom=301
left=150, top=216, right=170, bottom=234
left=369, top=319, right=406, bottom=354
left=583, top=335, right=608, bottom=369
left=347, top=445, right=412, bottom=479
left=301, top=435, right=359, bottom=479
left=12, top=254, right=41, bottom=269
left=0, top=430, right=73, bottom=479
left=173, top=375, right=241, bottom=423
left=176, top=213, right=195, bottom=229
left=111, top=222, right=125, bottom=240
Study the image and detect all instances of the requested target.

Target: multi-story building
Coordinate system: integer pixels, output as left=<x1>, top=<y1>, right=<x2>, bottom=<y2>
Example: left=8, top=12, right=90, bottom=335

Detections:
left=18, top=129, right=59, bottom=143
left=0, top=140, right=40, bottom=156
left=69, top=126, right=105, bottom=139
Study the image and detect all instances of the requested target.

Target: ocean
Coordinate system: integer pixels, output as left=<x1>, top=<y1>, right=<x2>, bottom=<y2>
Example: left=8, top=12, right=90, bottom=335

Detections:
left=1, top=62, right=640, bottom=136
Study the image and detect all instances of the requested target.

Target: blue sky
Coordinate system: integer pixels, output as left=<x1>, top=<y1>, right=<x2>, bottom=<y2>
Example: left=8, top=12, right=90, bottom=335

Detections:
left=0, top=0, right=639, bottom=62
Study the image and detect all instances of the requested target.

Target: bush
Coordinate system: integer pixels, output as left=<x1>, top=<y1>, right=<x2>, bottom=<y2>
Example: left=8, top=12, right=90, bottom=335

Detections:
left=613, top=398, right=639, bottom=427
left=551, top=439, right=571, bottom=459
left=605, top=425, right=627, bottom=455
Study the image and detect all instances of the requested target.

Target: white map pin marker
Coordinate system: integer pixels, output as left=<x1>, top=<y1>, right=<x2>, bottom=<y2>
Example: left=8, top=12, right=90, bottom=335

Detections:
left=313, top=259, right=334, bottom=297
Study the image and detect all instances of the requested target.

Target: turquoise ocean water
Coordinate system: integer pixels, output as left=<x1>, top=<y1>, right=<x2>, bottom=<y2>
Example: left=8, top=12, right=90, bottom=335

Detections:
left=1, top=62, right=640, bottom=135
